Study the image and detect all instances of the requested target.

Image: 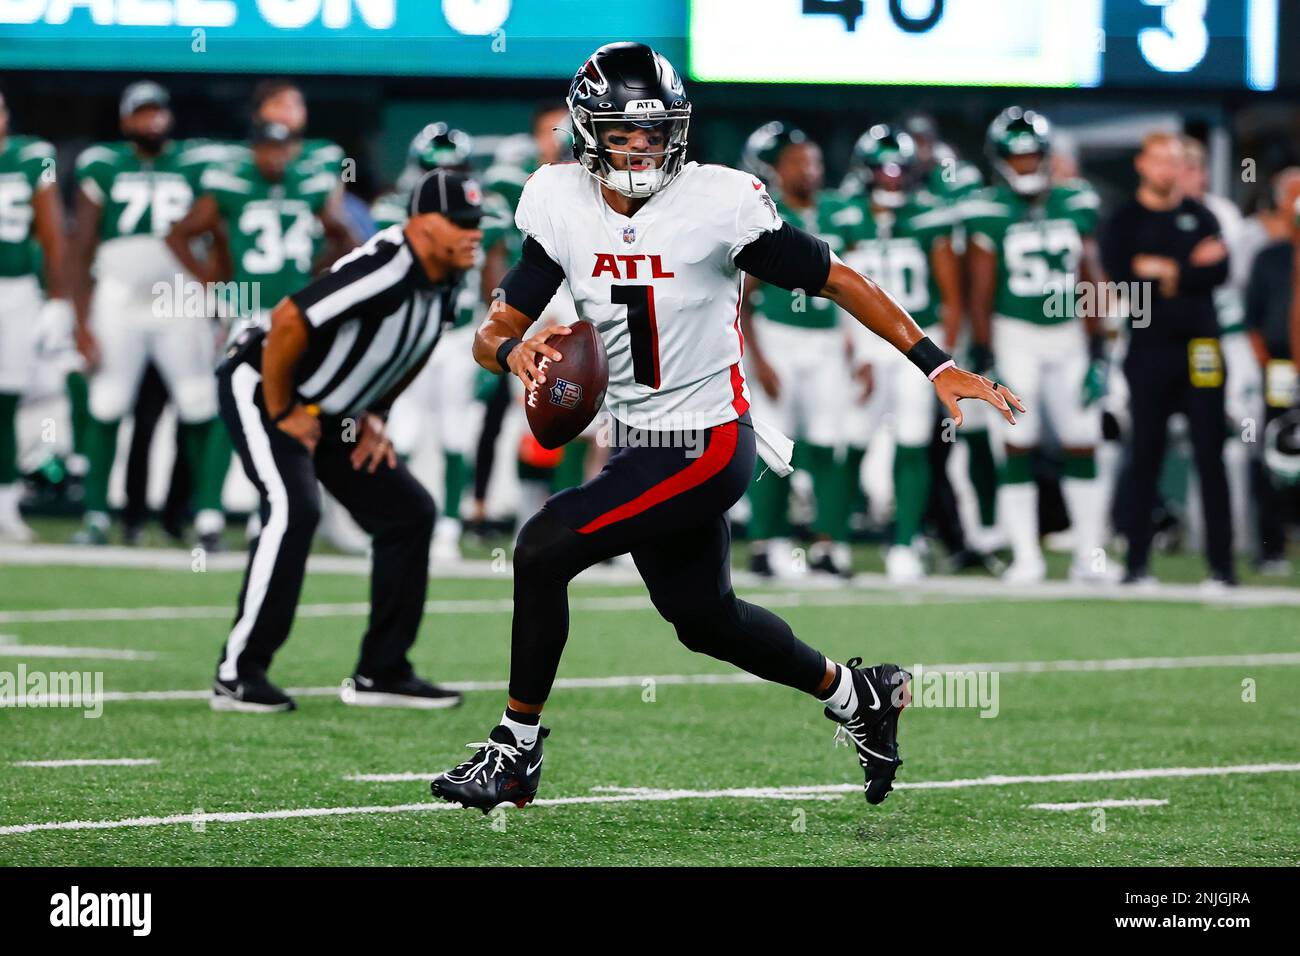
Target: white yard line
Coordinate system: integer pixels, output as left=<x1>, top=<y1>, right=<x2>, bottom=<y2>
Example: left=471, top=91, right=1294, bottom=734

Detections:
left=1029, top=798, right=1170, bottom=811
left=0, top=589, right=964, bottom=626
left=0, top=640, right=156, bottom=661
left=11, top=758, right=158, bottom=768
left=6, top=542, right=1300, bottom=607
left=4, top=761, right=1295, bottom=837
left=4, top=651, right=1298, bottom=708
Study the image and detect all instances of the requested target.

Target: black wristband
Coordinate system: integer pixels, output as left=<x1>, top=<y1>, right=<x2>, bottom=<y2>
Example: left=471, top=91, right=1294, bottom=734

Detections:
left=496, top=337, right=523, bottom=374
left=1087, top=333, right=1106, bottom=363
left=906, top=336, right=953, bottom=379
left=270, top=402, right=299, bottom=424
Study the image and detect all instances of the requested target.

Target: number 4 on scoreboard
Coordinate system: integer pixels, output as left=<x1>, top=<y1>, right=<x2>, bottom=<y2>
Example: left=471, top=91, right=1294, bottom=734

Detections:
left=803, top=0, right=864, bottom=31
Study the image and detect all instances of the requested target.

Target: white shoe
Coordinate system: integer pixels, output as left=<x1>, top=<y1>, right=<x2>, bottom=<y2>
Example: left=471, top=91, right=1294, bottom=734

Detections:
left=885, top=545, right=925, bottom=583
left=967, top=524, right=1008, bottom=553
left=1069, top=559, right=1119, bottom=584
left=431, top=518, right=462, bottom=563
left=0, top=513, right=34, bottom=544
left=1002, top=558, right=1047, bottom=584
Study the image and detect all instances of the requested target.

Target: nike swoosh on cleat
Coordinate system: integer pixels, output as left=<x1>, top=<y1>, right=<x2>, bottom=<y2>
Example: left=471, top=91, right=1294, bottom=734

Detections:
left=526, top=756, right=543, bottom=775
left=862, top=676, right=881, bottom=711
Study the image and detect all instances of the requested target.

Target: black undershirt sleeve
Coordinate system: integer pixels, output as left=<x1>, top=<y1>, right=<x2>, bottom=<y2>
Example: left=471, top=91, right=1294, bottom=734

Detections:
left=734, top=223, right=832, bottom=294
left=498, top=236, right=566, bottom=321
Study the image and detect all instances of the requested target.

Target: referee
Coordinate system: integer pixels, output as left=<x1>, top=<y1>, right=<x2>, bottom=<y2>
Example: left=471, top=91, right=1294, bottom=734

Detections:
left=1101, top=132, right=1234, bottom=586
left=211, top=170, right=485, bottom=712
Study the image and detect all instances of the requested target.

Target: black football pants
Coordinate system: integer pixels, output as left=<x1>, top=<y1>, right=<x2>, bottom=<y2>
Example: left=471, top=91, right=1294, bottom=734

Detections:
left=508, top=412, right=827, bottom=705
left=216, top=363, right=436, bottom=683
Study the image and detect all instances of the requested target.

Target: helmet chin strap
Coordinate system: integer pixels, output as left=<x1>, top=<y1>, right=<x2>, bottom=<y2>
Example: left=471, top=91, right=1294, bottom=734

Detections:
left=871, top=188, right=906, bottom=209
left=996, top=159, right=1049, bottom=196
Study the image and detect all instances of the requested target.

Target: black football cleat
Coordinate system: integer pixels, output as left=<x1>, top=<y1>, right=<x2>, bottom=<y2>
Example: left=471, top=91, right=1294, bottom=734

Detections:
left=430, top=725, right=549, bottom=814
left=341, top=672, right=462, bottom=709
left=210, top=671, right=296, bottom=713
left=826, top=658, right=911, bottom=806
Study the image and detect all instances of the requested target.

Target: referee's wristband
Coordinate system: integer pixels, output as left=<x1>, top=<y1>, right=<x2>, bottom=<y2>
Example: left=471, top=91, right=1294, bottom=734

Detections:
left=907, top=336, right=954, bottom=381
left=495, top=337, right=523, bottom=374
left=270, top=402, right=299, bottom=425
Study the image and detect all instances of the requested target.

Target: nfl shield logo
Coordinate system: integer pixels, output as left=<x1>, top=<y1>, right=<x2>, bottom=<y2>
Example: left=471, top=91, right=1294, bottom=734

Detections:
left=549, top=378, right=582, bottom=409
left=622, top=225, right=636, bottom=244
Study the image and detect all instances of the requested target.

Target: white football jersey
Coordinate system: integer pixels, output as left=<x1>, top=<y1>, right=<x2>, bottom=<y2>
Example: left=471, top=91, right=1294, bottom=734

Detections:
left=516, top=161, right=783, bottom=431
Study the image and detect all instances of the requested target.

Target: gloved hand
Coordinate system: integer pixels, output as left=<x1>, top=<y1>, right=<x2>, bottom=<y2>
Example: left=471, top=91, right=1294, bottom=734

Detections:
left=1081, top=358, right=1109, bottom=408
left=35, top=298, right=75, bottom=358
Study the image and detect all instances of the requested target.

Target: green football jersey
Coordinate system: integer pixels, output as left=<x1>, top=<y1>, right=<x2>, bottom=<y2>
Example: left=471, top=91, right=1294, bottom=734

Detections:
left=962, top=179, right=1100, bottom=326
left=74, top=139, right=215, bottom=241
left=751, top=193, right=850, bottom=330
left=837, top=191, right=953, bottom=329
left=200, top=155, right=335, bottom=316
left=925, top=159, right=984, bottom=206
left=0, top=135, right=54, bottom=277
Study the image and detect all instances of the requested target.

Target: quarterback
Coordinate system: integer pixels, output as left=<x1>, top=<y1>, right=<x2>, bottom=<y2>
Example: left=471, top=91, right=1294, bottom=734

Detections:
left=429, top=43, right=1021, bottom=813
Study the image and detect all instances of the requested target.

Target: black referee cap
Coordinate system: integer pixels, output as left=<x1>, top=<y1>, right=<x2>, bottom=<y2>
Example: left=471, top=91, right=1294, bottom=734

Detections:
left=410, top=169, right=484, bottom=226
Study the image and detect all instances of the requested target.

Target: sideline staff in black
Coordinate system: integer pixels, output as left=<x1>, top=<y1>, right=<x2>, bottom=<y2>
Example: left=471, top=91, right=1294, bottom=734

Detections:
left=1100, top=132, right=1234, bottom=585
left=212, top=170, right=485, bottom=712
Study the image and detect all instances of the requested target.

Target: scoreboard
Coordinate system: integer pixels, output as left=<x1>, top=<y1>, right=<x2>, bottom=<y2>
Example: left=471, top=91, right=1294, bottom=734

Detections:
left=689, top=0, right=1279, bottom=90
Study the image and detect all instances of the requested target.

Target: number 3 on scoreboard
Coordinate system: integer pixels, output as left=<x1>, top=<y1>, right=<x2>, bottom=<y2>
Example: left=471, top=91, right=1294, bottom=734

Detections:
left=611, top=284, right=661, bottom=389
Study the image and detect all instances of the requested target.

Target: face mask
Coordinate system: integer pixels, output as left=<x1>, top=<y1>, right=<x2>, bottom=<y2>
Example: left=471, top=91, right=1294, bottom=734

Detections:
left=872, top=187, right=906, bottom=208
left=603, top=163, right=668, bottom=198
left=996, top=159, right=1049, bottom=196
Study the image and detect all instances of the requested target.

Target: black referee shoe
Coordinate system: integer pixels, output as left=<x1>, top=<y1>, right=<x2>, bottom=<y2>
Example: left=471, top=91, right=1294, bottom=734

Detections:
left=341, top=672, right=462, bottom=709
left=431, top=725, right=549, bottom=813
left=210, top=672, right=296, bottom=713
left=826, top=658, right=911, bottom=806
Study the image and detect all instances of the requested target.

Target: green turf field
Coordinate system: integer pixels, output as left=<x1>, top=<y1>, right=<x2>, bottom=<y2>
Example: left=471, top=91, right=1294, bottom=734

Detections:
left=1, top=550, right=1298, bottom=866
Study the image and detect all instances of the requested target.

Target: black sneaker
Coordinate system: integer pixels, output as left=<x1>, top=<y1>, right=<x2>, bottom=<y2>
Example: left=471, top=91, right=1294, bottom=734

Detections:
left=826, top=658, right=911, bottom=806
left=431, top=725, right=550, bottom=813
left=341, top=672, right=462, bottom=709
left=210, top=672, right=296, bottom=713
left=749, top=551, right=774, bottom=578
left=198, top=531, right=224, bottom=554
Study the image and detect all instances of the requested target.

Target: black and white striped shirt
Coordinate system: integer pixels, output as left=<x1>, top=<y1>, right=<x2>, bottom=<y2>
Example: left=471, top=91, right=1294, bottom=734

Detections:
left=232, top=225, right=454, bottom=417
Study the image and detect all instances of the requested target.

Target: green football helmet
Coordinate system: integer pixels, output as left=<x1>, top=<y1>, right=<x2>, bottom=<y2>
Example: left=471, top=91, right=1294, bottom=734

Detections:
left=409, top=122, right=473, bottom=172
left=848, top=123, right=916, bottom=207
left=741, top=121, right=810, bottom=186
left=987, top=106, right=1052, bottom=196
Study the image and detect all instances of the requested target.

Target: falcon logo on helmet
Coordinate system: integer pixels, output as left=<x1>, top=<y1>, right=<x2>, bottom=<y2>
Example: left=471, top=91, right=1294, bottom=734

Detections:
left=567, top=42, right=691, bottom=199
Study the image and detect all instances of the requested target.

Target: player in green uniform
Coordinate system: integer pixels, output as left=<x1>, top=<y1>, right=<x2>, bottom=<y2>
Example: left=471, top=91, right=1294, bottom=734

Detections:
left=837, top=124, right=963, bottom=582
left=165, top=120, right=358, bottom=547
left=739, top=122, right=855, bottom=578
left=68, top=82, right=227, bottom=547
left=965, top=107, right=1109, bottom=583
left=0, top=91, right=70, bottom=542
left=376, top=123, right=513, bottom=560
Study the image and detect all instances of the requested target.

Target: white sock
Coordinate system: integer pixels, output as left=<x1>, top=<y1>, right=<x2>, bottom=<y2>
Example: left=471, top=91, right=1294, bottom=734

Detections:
left=0, top=484, right=17, bottom=518
left=821, top=665, right=858, bottom=720
left=1063, top=477, right=1106, bottom=570
left=997, top=482, right=1041, bottom=568
left=500, top=711, right=540, bottom=750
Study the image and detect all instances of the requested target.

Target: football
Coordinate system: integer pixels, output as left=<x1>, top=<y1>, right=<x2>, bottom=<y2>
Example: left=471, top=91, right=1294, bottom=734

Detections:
left=524, top=320, right=609, bottom=449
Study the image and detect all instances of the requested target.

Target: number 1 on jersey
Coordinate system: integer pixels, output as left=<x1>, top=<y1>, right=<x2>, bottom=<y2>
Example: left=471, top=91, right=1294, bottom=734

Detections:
left=611, top=284, right=661, bottom=389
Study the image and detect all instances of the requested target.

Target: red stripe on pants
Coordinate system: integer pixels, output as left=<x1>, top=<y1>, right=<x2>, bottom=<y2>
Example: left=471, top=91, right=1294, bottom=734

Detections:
left=577, top=422, right=739, bottom=535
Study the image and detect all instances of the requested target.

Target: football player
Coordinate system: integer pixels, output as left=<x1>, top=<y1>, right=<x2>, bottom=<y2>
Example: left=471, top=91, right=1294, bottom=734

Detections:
left=965, top=107, right=1109, bottom=583
left=428, top=43, right=1021, bottom=814
left=377, top=123, right=514, bottom=560
left=839, top=124, right=962, bottom=582
left=0, top=91, right=70, bottom=542
left=69, top=81, right=226, bottom=547
left=739, top=122, right=854, bottom=578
